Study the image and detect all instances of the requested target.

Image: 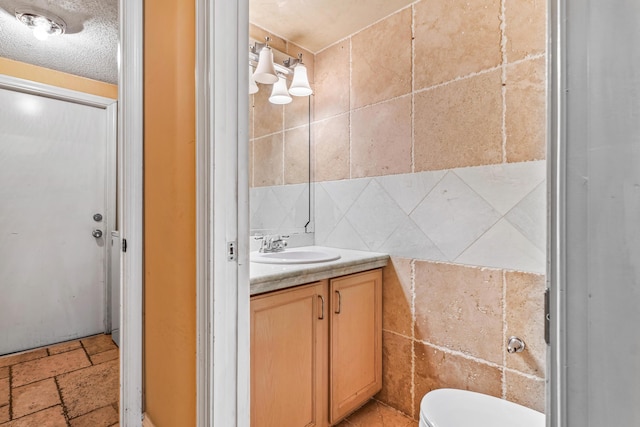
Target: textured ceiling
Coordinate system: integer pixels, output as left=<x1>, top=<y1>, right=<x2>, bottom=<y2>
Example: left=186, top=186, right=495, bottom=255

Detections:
left=0, top=0, right=412, bottom=85
left=250, top=0, right=416, bottom=53
left=0, top=0, right=118, bottom=84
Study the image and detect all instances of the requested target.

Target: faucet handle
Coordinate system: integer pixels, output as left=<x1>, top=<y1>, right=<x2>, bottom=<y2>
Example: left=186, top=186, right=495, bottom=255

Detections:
left=275, top=235, right=288, bottom=247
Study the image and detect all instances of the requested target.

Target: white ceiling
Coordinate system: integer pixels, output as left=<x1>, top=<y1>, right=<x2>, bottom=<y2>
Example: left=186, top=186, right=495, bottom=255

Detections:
left=0, top=0, right=413, bottom=85
left=0, top=0, right=118, bottom=84
left=250, top=0, right=416, bottom=53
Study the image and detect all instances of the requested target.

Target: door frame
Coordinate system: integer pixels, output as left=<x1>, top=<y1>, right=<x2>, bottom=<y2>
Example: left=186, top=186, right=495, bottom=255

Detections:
left=120, top=0, right=252, bottom=424
left=119, top=0, right=144, bottom=425
left=0, top=3, right=144, bottom=422
left=0, top=74, right=117, bottom=348
left=548, top=0, right=563, bottom=425
left=195, top=0, right=250, bottom=425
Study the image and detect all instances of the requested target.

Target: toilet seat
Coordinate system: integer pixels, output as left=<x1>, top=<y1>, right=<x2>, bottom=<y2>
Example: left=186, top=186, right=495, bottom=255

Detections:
left=419, top=389, right=544, bottom=427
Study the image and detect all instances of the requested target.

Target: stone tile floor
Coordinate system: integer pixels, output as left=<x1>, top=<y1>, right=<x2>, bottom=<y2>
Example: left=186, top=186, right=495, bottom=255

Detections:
left=336, top=400, right=418, bottom=427
left=0, top=334, right=119, bottom=427
left=1, top=336, right=415, bottom=427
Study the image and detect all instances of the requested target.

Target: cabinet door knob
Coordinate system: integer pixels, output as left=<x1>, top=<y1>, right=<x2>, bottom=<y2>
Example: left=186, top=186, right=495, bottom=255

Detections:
left=318, top=295, right=325, bottom=320
left=335, top=290, right=341, bottom=314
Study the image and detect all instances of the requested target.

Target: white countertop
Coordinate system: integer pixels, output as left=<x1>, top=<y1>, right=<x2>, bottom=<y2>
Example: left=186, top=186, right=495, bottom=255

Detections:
left=249, top=246, right=389, bottom=295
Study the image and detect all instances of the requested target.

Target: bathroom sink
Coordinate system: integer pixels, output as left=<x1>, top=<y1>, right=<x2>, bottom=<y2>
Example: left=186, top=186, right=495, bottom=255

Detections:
left=250, top=248, right=341, bottom=264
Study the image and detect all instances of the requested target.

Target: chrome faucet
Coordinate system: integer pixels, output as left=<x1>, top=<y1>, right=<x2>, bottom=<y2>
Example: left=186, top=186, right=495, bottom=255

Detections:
left=256, top=234, right=289, bottom=253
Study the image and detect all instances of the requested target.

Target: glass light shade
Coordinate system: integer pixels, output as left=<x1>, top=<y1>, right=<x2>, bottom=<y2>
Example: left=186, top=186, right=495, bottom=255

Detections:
left=16, top=11, right=66, bottom=41
left=253, top=47, right=278, bottom=84
left=249, top=65, right=259, bottom=94
left=269, top=76, right=292, bottom=105
left=32, top=17, right=52, bottom=41
left=288, top=64, right=313, bottom=96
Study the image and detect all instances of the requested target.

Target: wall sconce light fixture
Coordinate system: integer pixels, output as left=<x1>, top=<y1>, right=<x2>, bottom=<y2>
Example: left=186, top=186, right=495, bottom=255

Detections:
left=253, top=39, right=278, bottom=84
left=249, top=65, right=260, bottom=95
left=288, top=58, right=312, bottom=97
left=269, top=76, right=292, bottom=105
left=249, top=37, right=313, bottom=104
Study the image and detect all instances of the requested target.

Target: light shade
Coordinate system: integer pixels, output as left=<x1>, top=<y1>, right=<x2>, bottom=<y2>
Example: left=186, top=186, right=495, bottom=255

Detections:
left=288, top=64, right=313, bottom=96
left=253, top=46, right=278, bottom=84
left=249, top=65, right=259, bottom=94
left=15, top=10, right=66, bottom=41
left=269, top=76, right=292, bottom=105
left=32, top=17, right=52, bottom=40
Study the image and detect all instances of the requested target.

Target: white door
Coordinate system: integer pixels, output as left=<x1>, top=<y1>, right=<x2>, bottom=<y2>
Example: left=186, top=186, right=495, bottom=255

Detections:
left=0, top=86, right=113, bottom=355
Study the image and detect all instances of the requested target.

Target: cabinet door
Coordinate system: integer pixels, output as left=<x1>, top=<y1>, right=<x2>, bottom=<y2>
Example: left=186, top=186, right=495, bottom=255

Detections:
left=329, top=269, right=382, bottom=424
left=251, top=281, right=328, bottom=427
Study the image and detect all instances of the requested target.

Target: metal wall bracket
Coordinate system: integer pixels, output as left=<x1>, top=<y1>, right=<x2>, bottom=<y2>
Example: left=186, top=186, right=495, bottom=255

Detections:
left=544, top=288, right=550, bottom=345
left=227, top=241, right=237, bottom=261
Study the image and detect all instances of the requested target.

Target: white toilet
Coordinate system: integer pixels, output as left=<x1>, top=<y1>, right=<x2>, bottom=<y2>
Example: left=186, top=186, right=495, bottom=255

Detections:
left=419, top=389, right=544, bottom=427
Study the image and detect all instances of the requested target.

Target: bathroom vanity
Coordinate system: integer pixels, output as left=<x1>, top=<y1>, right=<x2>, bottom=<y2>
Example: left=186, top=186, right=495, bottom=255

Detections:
left=250, top=247, right=388, bottom=426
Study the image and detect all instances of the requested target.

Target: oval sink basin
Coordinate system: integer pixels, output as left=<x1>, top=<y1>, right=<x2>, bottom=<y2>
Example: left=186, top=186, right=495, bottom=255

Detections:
left=250, top=248, right=341, bottom=264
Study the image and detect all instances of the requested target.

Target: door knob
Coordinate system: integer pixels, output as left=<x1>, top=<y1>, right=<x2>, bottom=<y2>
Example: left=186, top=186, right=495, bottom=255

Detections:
left=92, top=229, right=103, bottom=238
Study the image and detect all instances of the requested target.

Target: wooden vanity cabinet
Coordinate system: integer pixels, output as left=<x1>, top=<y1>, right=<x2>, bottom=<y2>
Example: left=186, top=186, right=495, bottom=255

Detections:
left=329, top=269, right=382, bottom=424
left=250, top=269, right=382, bottom=427
left=250, top=281, right=329, bottom=427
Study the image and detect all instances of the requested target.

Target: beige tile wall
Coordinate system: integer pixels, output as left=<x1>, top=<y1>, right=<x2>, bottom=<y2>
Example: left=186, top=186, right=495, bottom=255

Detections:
left=310, top=0, right=547, bottom=420
left=312, top=0, right=546, bottom=179
left=379, top=258, right=546, bottom=419
left=250, top=93, right=312, bottom=187
left=249, top=24, right=314, bottom=188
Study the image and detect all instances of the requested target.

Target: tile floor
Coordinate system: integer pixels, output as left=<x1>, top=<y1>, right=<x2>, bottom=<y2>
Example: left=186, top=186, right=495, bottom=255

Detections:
left=1, top=337, right=413, bottom=427
left=0, top=334, right=119, bottom=427
left=336, top=400, right=418, bottom=427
